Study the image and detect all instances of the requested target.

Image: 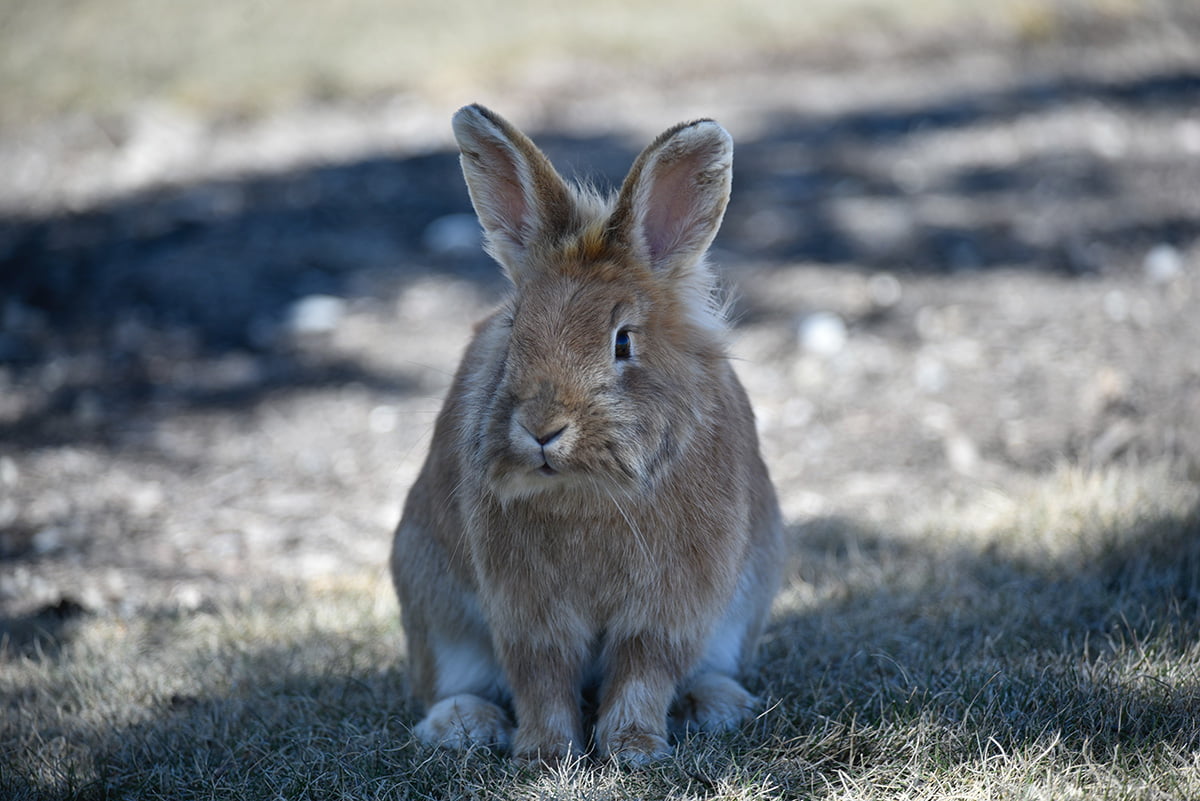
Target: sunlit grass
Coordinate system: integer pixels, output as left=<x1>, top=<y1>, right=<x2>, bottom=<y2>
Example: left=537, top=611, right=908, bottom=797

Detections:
left=3, top=464, right=1197, bottom=799
left=0, top=0, right=1163, bottom=130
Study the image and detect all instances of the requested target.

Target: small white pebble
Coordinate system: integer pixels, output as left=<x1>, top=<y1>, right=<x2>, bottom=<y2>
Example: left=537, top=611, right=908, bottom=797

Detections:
left=368, top=405, right=398, bottom=434
left=1144, top=243, right=1182, bottom=285
left=288, top=294, right=345, bottom=334
left=799, top=312, right=847, bottom=356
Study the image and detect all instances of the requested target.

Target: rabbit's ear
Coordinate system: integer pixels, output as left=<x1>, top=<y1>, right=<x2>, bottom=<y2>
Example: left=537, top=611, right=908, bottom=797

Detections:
left=452, top=104, right=574, bottom=284
left=611, top=120, right=733, bottom=279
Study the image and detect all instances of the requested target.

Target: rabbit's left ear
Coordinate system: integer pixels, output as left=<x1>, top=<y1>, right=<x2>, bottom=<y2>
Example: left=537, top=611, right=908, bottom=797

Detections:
left=453, top=104, right=575, bottom=285
left=610, top=120, right=733, bottom=280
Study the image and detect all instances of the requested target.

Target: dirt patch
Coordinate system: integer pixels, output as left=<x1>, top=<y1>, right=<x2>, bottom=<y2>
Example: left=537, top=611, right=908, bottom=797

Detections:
left=2, top=17, right=1199, bottom=628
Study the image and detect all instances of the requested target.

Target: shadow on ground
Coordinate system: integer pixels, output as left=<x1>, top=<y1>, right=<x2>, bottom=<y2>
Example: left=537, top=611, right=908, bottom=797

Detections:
left=2, top=64, right=1199, bottom=448
left=758, top=507, right=1200, bottom=764
left=4, top=502, right=1197, bottom=799
left=3, top=49, right=1200, bottom=799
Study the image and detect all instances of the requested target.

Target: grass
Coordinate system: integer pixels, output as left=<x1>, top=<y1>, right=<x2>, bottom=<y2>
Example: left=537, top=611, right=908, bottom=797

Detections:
left=0, top=0, right=1162, bottom=132
left=3, top=463, right=1197, bottom=800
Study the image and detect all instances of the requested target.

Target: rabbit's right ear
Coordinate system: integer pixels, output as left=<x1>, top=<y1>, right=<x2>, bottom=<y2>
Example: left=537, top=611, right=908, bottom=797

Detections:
left=452, top=104, right=575, bottom=284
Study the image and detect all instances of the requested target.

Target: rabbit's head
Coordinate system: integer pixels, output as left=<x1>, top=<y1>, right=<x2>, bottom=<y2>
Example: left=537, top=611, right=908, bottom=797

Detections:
left=452, top=105, right=735, bottom=502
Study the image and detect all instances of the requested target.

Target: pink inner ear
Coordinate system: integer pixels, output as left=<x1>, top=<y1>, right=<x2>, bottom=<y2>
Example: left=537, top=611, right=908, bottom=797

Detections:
left=472, top=136, right=530, bottom=247
left=641, top=154, right=701, bottom=265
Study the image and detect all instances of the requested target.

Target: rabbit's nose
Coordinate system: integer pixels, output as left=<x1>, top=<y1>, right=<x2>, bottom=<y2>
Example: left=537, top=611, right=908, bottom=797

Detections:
left=533, top=425, right=567, bottom=447
left=517, top=421, right=567, bottom=449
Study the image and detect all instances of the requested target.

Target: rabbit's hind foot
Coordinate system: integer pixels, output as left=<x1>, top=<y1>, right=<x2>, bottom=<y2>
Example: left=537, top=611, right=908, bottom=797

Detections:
left=414, top=693, right=513, bottom=753
left=670, top=673, right=758, bottom=734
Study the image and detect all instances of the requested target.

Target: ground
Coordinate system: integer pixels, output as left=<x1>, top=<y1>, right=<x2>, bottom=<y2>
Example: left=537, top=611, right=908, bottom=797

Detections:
left=1, top=3, right=1199, bottom=799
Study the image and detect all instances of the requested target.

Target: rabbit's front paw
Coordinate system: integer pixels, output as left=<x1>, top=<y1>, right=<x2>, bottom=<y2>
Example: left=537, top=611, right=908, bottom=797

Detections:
left=599, top=726, right=672, bottom=766
left=415, top=694, right=513, bottom=752
left=510, top=731, right=584, bottom=767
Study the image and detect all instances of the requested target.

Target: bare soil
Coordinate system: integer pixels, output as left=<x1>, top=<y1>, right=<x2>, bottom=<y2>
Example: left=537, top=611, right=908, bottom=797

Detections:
left=2, top=15, right=1199, bottom=644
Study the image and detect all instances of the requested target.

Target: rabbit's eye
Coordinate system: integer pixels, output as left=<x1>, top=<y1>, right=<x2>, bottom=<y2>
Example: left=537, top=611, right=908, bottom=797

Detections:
left=614, top=329, right=633, bottom=360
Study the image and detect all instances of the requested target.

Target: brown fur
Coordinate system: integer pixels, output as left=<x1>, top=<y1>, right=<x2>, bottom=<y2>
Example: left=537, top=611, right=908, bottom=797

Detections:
left=391, top=104, right=782, bottom=764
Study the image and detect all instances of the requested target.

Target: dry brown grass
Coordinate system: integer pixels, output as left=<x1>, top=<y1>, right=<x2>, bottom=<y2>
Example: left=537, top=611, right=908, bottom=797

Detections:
left=3, top=465, right=1197, bottom=800
left=0, top=0, right=1156, bottom=131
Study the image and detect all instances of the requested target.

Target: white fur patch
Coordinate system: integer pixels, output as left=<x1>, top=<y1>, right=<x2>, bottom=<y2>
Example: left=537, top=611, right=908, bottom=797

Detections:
left=433, top=636, right=505, bottom=699
left=699, top=566, right=755, bottom=675
left=702, top=613, right=746, bottom=677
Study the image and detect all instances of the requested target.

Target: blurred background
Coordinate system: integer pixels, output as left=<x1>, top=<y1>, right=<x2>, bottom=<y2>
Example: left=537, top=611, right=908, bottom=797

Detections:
left=0, top=0, right=1198, bottom=618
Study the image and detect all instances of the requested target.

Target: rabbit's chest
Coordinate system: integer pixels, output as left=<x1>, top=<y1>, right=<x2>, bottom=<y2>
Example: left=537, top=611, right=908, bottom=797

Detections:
left=473, top=513, right=667, bottom=605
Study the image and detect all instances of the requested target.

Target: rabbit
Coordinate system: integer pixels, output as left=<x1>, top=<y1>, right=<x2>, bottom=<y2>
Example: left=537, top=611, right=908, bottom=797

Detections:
left=391, top=103, right=782, bottom=765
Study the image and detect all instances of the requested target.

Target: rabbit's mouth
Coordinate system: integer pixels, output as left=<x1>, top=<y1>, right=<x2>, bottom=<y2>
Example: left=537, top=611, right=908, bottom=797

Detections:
left=486, top=455, right=579, bottom=501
